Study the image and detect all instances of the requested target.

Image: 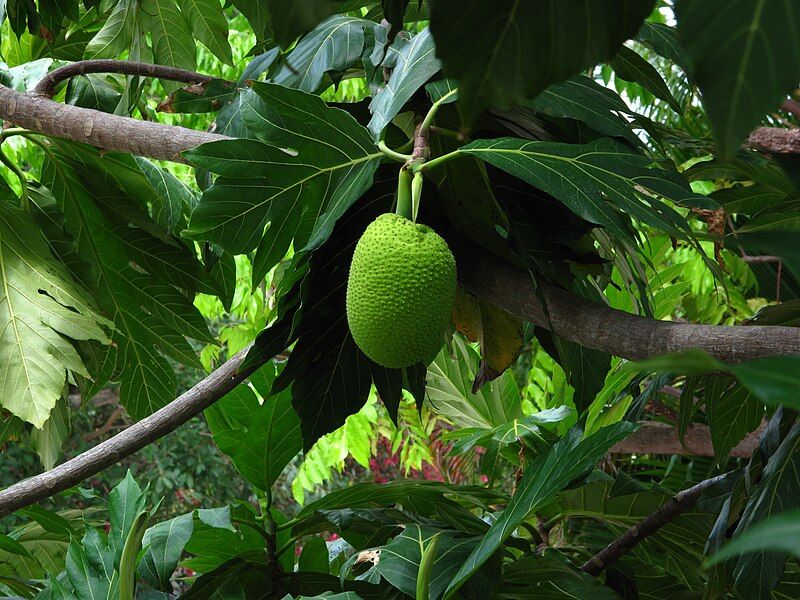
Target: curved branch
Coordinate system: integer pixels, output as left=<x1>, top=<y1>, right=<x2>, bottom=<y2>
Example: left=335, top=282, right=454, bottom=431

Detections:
left=0, top=346, right=260, bottom=518
left=452, top=238, right=800, bottom=362
left=581, top=473, right=729, bottom=576
left=1, top=72, right=798, bottom=360
left=0, top=82, right=228, bottom=162
left=32, top=59, right=216, bottom=99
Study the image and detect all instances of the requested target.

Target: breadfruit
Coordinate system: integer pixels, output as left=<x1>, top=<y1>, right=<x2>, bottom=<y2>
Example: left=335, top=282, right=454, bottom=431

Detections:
left=346, top=213, right=457, bottom=368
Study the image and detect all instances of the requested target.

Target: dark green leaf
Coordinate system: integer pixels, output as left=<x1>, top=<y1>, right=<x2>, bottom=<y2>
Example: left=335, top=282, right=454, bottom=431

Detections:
left=427, top=336, right=522, bottom=429
left=65, top=529, right=116, bottom=600
left=731, top=422, right=800, bottom=598
left=17, top=505, right=75, bottom=537
left=375, top=526, right=495, bottom=600
left=676, top=0, right=800, bottom=155
left=266, top=0, right=356, bottom=47
left=610, top=45, right=682, bottom=113
left=184, top=83, right=381, bottom=282
left=0, top=534, right=33, bottom=559
left=635, top=22, right=688, bottom=67
left=495, top=556, right=620, bottom=599
left=108, top=471, right=147, bottom=565
left=273, top=15, right=376, bottom=93
left=298, top=535, right=329, bottom=572
left=296, top=480, right=502, bottom=520
left=65, top=74, right=121, bottom=112
left=444, top=422, right=637, bottom=597
left=527, top=75, right=640, bottom=145
left=182, top=0, right=233, bottom=65
left=430, top=0, right=654, bottom=124
left=707, top=378, right=763, bottom=462
left=157, top=79, right=237, bottom=114
left=460, top=137, right=702, bottom=243
left=707, top=510, right=800, bottom=566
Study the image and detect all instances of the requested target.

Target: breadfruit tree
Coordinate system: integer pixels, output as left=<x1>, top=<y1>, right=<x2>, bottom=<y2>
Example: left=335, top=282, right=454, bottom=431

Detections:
left=1, top=0, right=800, bottom=598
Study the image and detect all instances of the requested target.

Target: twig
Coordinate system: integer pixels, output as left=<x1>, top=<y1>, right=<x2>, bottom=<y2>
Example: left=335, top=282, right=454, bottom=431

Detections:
left=33, top=59, right=216, bottom=99
left=581, top=473, right=729, bottom=576
left=0, top=345, right=265, bottom=518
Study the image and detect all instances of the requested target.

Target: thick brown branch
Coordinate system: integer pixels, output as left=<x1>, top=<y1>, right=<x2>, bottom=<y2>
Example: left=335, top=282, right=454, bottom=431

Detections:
left=0, top=82, right=228, bottom=162
left=452, top=239, right=800, bottom=362
left=33, top=59, right=216, bottom=99
left=609, top=421, right=763, bottom=458
left=0, top=346, right=261, bottom=518
left=581, top=473, right=729, bottom=576
left=746, top=126, right=800, bottom=154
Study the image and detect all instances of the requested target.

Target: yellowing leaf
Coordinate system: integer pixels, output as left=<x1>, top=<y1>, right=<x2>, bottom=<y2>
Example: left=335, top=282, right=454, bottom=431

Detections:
left=0, top=203, right=110, bottom=427
left=452, top=287, right=524, bottom=390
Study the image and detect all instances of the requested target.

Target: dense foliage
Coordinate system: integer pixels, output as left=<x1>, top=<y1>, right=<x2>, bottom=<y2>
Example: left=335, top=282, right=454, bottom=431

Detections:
left=1, top=0, right=800, bottom=599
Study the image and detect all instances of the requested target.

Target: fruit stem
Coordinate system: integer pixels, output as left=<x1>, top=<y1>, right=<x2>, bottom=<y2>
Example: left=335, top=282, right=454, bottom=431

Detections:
left=396, top=166, right=413, bottom=219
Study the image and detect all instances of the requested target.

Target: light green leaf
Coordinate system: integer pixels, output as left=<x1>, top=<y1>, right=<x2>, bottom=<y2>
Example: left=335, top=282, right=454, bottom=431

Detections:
left=429, top=0, right=655, bottom=124
left=205, top=364, right=302, bottom=492
left=30, top=396, right=71, bottom=469
left=0, top=202, right=110, bottom=427
left=676, top=0, right=800, bottom=155
left=181, top=0, right=232, bottom=65
left=444, top=422, right=637, bottom=598
left=426, top=336, right=522, bottom=430
left=42, top=144, right=211, bottom=419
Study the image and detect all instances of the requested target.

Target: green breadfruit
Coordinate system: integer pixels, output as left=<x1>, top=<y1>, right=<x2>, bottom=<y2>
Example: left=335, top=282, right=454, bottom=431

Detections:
left=346, top=213, right=457, bottom=368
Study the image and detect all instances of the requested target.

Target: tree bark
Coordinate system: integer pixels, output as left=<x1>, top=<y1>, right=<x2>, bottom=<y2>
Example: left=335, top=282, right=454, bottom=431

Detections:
left=452, top=238, right=800, bottom=362
left=0, top=346, right=257, bottom=518
left=32, top=59, right=216, bottom=99
left=609, top=420, right=763, bottom=458
left=0, top=84, right=229, bottom=162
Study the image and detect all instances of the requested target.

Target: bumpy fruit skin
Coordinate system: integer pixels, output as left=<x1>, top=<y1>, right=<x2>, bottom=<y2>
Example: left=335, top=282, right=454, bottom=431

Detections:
left=346, top=213, right=457, bottom=368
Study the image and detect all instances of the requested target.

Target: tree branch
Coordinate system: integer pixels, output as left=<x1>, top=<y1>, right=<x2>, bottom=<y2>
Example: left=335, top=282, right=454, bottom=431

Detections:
left=0, top=81, right=229, bottom=162
left=451, top=238, right=800, bottom=362
left=1, top=71, right=798, bottom=360
left=746, top=126, right=800, bottom=154
left=0, top=345, right=261, bottom=518
left=32, top=59, right=216, bottom=99
left=581, top=473, right=729, bottom=576
left=609, top=420, right=763, bottom=458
